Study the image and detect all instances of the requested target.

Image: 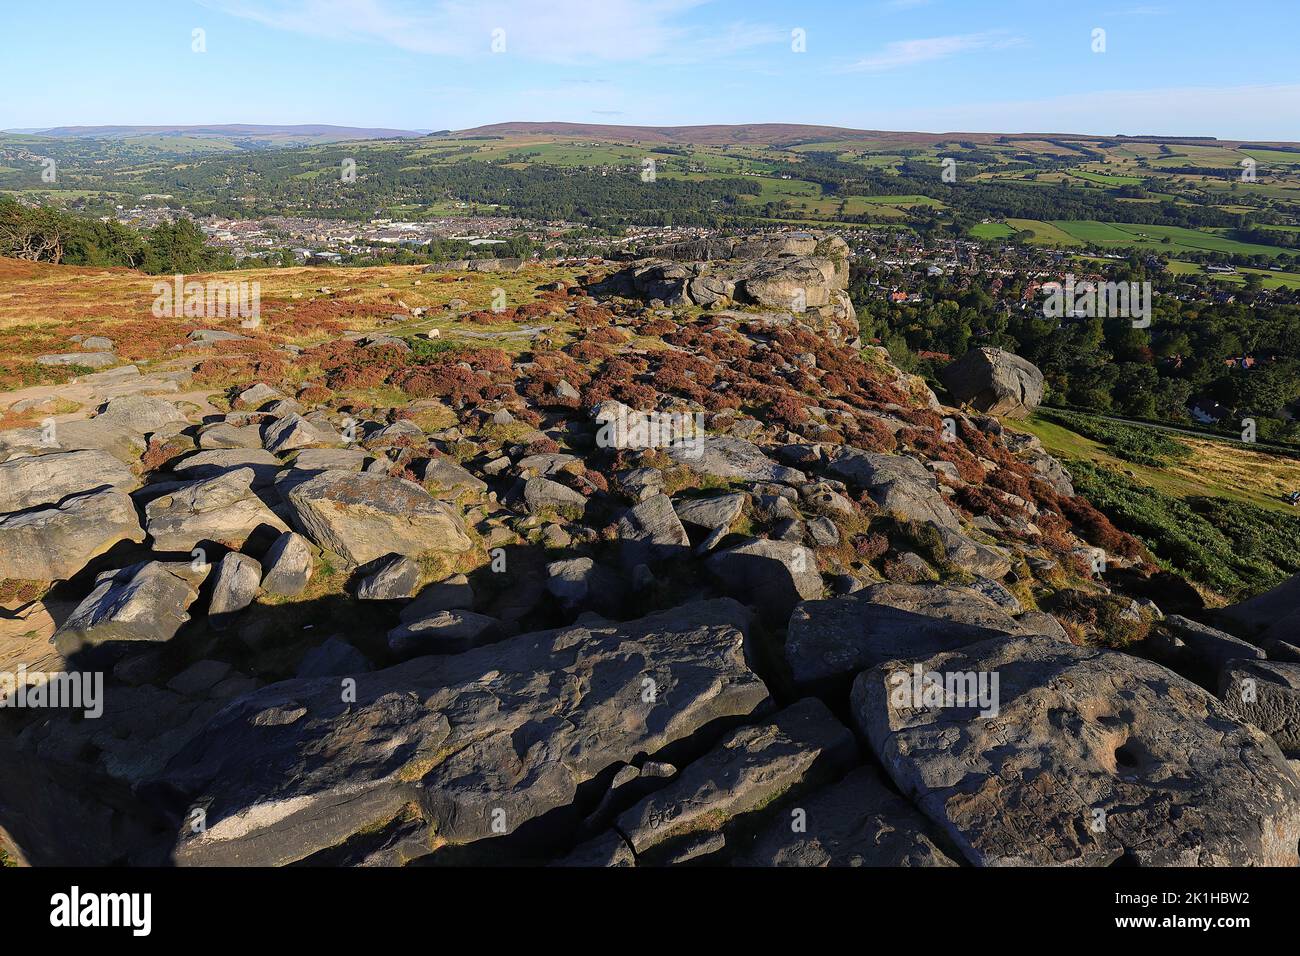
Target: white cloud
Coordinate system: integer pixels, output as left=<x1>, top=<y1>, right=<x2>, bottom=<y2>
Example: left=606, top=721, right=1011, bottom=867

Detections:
left=203, top=0, right=780, bottom=64
left=841, top=31, right=1024, bottom=73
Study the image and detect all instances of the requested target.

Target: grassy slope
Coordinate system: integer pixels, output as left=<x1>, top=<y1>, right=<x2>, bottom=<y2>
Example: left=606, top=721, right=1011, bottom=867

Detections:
left=1009, top=412, right=1300, bottom=513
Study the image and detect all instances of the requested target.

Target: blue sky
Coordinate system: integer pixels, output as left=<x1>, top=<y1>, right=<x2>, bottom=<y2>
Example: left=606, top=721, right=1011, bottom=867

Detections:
left=2, top=0, right=1298, bottom=139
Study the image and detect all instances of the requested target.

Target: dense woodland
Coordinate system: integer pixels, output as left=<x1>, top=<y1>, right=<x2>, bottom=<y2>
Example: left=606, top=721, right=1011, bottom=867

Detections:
left=851, top=259, right=1300, bottom=443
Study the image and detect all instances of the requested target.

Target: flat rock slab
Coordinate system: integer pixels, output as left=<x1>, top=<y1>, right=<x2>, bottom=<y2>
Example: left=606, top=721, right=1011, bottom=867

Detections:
left=614, top=698, right=855, bottom=860
left=145, top=468, right=289, bottom=554
left=163, top=599, right=770, bottom=866
left=736, top=766, right=958, bottom=867
left=786, top=582, right=1047, bottom=691
left=0, top=449, right=140, bottom=513
left=667, top=435, right=806, bottom=486
left=852, top=635, right=1300, bottom=866
left=0, top=489, right=144, bottom=582
left=286, top=470, right=471, bottom=566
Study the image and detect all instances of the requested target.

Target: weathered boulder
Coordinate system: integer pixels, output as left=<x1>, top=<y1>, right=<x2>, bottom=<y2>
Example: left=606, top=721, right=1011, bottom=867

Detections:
left=208, top=553, right=262, bottom=629
left=260, top=531, right=313, bottom=597
left=785, top=582, right=1050, bottom=692
left=418, top=457, right=487, bottom=495
left=673, top=493, right=746, bottom=532
left=356, top=554, right=421, bottom=601
left=0, top=489, right=144, bottom=581
left=520, top=477, right=587, bottom=516
left=618, top=494, right=690, bottom=567
left=54, top=562, right=199, bottom=656
left=145, top=468, right=289, bottom=554
left=296, top=637, right=372, bottom=678
left=667, top=435, right=806, bottom=486
left=0, top=449, right=139, bottom=513
left=162, top=600, right=769, bottom=865
left=198, top=422, right=264, bottom=450
left=825, top=448, right=960, bottom=529
left=545, top=557, right=625, bottom=615
left=0, top=417, right=147, bottom=464
left=736, top=766, right=957, bottom=867
left=94, top=395, right=187, bottom=435
left=614, top=698, right=855, bottom=861
left=1219, top=660, right=1300, bottom=757
left=263, top=413, right=334, bottom=453
left=939, top=347, right=1044, bottom=418
left=707, top=538, right=822, bottom=622
left=936, top=526, right=1012, bottom=578
left=853, top=635, right=1300, bottom=866
left=1161, top=614, right=1265, bottom=676
left=285, top=470, right=470, bottom=566
left=402, top=574, right=474, bottom=619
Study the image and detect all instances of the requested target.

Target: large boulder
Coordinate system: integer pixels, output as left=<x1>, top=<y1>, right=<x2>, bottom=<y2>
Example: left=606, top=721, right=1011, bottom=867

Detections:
left=162, top=600, right=769, bottom=865
left=94, top=395, right=188, bottom=435
left=0, top=489, right=144, bottom=581
left=939, top=347, right=1044, bottom=418
left=144, top=468, right=289, bottom=554
left=1219, top=660, right=1300, bottom=757
left=786, top=582, right=1054, bottom=692
left=852, top=635, right=1300, bottom=866
left=0, top=449, right=140, bottom=513
left=53, top=562, right=200, bottom=655
left=1219, top=572, right=1300, bottom=642
left=285, top=470, right=470, bottom=566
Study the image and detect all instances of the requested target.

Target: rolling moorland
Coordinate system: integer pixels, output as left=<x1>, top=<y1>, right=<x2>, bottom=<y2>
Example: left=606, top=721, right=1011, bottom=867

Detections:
left=3, top=127, right=1300, bottom=868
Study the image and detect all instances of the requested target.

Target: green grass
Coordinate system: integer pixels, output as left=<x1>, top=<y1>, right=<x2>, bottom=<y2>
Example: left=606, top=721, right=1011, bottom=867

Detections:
left=1066, top=459, right=1300, bottom=600
left=970, top=222, right=1016, bottom=240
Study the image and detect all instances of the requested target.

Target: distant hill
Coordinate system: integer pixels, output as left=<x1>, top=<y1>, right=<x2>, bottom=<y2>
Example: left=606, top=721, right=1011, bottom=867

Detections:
left=27, top=124, right=424, bottom=145
left=450, top=121, right=1298, bottom=150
